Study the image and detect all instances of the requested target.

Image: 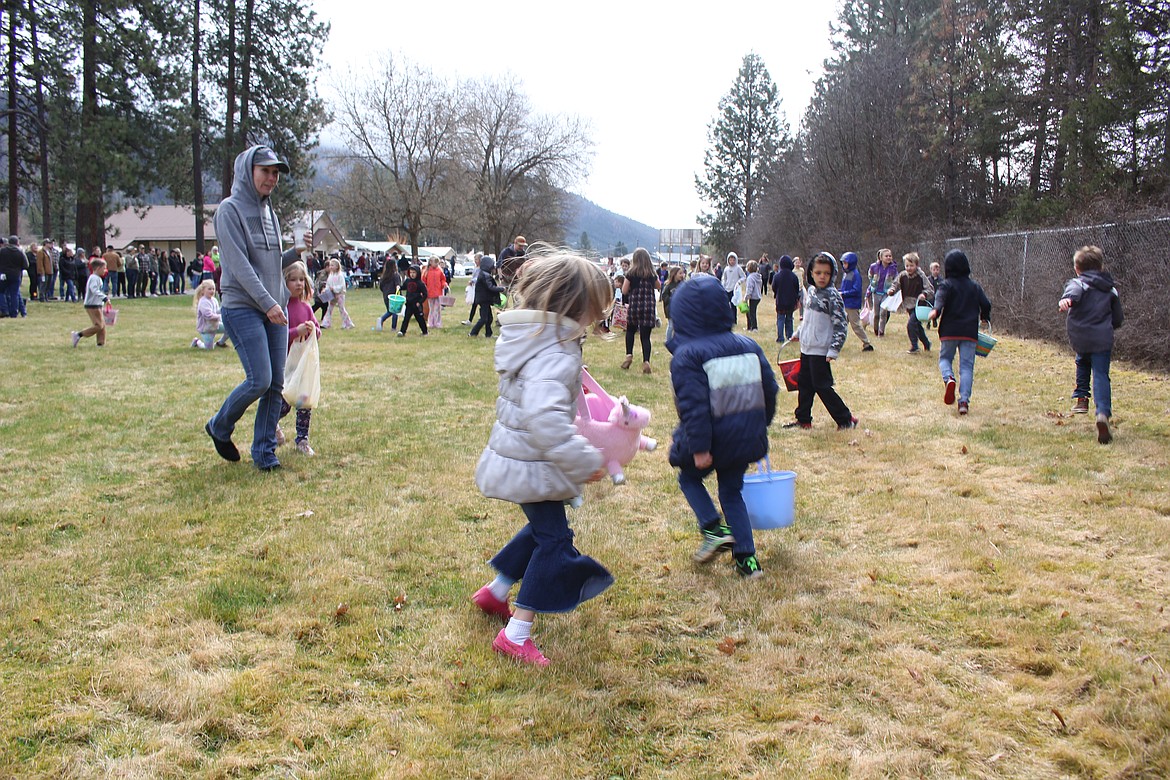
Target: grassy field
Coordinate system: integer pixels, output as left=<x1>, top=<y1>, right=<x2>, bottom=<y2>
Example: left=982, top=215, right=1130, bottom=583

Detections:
left=1, top=281, right=1168, bottom=779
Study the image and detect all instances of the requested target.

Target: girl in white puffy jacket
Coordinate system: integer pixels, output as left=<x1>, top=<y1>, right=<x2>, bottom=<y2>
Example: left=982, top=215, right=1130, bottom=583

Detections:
left=469, top=246, right=614, bottom=667
left=321, top=258, right=353, bottom=329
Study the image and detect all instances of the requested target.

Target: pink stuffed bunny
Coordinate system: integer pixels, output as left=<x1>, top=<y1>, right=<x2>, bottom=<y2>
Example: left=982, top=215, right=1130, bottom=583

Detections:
left=574, top=369, right=657, bottom=485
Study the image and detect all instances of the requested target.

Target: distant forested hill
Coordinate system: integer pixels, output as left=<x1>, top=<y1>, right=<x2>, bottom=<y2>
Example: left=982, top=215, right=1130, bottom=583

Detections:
left=564, top=193, right=658, bottom=256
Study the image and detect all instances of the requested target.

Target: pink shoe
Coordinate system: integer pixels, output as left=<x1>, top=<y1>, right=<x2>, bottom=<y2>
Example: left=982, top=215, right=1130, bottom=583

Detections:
left=492, top=628, right=550, bottom=667
left=471, top=586, right=512, bottom=622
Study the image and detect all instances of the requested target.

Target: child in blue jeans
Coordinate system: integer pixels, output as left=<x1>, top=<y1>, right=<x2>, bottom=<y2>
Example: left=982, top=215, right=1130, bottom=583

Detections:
left=929, top=249, right=991, bottom=416
left=1059, top=245, right=1123, bottom=444
left=666, top=274, right=778, bottom=578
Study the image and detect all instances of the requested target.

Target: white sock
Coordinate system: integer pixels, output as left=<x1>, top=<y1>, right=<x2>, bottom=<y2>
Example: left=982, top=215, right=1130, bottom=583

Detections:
left=504, top=617, right=533, bottom=645
left=487, top=574, right=514, bottom=602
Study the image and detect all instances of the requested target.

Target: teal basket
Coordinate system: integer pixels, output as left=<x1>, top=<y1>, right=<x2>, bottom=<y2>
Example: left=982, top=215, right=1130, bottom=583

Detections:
left=387, top=294, right=405, bottom=314
left=915, top=303, right=933, bottom=322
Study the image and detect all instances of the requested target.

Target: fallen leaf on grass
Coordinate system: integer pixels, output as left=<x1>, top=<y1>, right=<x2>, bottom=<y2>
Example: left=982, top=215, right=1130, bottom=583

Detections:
left=961, top=445, right=968, bottom=454
left=1060, top=610, right=1070, bottom=619
left=292, top=737, right=306, bottom=751
left=810, top=714, right=827, bottom=723
left=1051, top=708, right=1067, bottom=730
left=334, top=603, right=349, bottom=620
left=908, top=667, right=923, bottom=682
left=717, top=637, right=737, bottom=655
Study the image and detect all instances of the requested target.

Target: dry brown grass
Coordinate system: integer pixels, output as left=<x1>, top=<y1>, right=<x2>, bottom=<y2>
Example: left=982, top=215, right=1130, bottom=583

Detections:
left=1, top=287, right=1168, bottom=778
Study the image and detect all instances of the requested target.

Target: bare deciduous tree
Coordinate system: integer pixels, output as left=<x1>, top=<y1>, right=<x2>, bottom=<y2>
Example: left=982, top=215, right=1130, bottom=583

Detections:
left=332, top=55, right=462, bottom=261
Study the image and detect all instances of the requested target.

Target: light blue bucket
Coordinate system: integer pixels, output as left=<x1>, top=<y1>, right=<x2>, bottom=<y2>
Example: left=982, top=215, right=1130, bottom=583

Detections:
left=743, top=458, right=796, bottom=530
left=915, top=303, right=933, bottom=322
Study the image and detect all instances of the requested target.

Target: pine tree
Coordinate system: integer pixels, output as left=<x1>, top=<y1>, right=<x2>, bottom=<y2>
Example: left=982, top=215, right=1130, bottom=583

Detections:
left=695, top=53, right=789, bottom=254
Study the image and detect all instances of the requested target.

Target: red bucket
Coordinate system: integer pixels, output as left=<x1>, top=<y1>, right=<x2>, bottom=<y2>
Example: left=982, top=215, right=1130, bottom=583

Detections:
left=776, top=339, right=801, bottom=392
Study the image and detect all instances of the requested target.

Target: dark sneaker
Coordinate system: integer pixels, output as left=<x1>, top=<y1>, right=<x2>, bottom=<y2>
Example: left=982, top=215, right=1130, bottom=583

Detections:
left=734, top=554, right=763, bottom=579
left=206, top=421, right=240, bottom=462
left=944, top=378, right=956, bottom=405
left=1096, top=413, right=1112, bottom=444
left=958, top=402, right=969, bottom=415
left=693, top=523, right=735, bottom=564
left=1072, top=397, right=1090, bottom=414
left=783, top=420, right=812, bottom=430
left=862, top=344, right=874, bottom=352
left=837, top=416, right=859, bottom=430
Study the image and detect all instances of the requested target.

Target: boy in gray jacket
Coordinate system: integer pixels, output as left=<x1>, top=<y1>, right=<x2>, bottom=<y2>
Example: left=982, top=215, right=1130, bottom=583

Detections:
left=1059, top=245, right=1123, bottom=444
left=784, top=252, right=857, bottom=430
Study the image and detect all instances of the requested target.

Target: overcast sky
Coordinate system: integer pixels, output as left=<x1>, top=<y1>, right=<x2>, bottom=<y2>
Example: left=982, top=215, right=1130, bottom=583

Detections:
left=312, top=1, right=841, bottom=231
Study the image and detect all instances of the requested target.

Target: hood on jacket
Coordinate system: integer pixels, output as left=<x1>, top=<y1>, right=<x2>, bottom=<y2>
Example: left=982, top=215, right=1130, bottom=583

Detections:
left=943, top=249, right=971, bottom=279
left=1081, top=269, right=1116, bottom=293
left=494, top=310, right=583, bottom=378
left=841, top=251, right=859, bottom=272
left=779, top=255, right=794, bottom=271
left=479, top=256, right=496, bottom=273
left=811, top=251, right=838, bottom=277
left=665, top=274, right=735, bottom=353
left=725, top=251, right=738, bottom=264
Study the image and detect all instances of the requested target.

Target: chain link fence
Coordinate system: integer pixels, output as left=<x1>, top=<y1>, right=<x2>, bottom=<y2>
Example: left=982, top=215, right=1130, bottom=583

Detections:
left=909, top=218, right=1170, bottom=371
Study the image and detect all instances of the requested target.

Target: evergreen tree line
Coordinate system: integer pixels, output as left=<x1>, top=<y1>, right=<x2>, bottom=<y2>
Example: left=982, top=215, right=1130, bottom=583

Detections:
left=700, top=0, right=1170, bottom=257
left=0, top=0, right=328, bottom=253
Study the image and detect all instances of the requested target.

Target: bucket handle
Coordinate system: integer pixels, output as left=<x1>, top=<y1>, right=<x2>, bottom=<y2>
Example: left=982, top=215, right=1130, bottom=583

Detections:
left=776, top=338, right=799, bottom=363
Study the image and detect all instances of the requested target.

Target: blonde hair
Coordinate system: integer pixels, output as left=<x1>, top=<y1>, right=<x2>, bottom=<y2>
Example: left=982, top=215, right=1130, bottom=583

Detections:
left=1074, top=245, right=1104, bottom=272
left=902, top=252, right=920, bottom=266
left=283, top=261, right=313, bottom=303
left=746, top=260, right=759, bottom=273
left=327, top=258, right=340, bottom=273
left=192, top=279, right=217, bottom=310
left=510, top=242, right=613, bottom=340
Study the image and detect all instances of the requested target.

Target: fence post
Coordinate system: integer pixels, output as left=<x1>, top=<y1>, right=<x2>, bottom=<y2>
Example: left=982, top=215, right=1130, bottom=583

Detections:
left=1020, top=233, right=1029, bottom=301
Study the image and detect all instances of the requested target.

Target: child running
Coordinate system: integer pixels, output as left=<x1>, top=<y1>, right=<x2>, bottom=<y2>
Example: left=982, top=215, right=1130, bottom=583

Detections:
left=771, top=255, right=801, bottom=343
left=277, top=261, right=322, bottom=455
left=470, top=246, right=614, bottom=667
left=191, top=279, right=223, bottom=349
left=321, top=258, right=354, bottom=330
left=784, top=252, right=858, bottom=430
left=71, top=258, right=109, bottom=347
left=888, top=252, right=934, bottom=353
left=929, top=249, right=991, bottom=416
left=374, top=260, right=401, bottom=332
left=468, top=256, right=504, bottom=338
left=666, top=273, right=778, bottom=578
left=397, top=264, right=428, bottom=337
left=1059, top=245, right=1123, bottom=444
left=839, top=252, right=874, bottom=351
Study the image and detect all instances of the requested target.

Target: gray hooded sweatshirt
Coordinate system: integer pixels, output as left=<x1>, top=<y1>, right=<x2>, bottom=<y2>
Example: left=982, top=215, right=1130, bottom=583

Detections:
left=214, top=146, right=287, bottom=313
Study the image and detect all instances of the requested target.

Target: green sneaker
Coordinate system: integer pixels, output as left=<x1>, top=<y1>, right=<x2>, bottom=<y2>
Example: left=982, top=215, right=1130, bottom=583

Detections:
left=734, top=554, right=763, bottom=579
left=693, top=523, right=735, bottom=564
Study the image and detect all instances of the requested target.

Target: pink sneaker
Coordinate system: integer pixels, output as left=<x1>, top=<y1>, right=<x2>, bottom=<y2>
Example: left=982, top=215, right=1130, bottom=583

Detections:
left=492, top=628, right=550, bottom=667
left=471, top=586, right=512, bottom=622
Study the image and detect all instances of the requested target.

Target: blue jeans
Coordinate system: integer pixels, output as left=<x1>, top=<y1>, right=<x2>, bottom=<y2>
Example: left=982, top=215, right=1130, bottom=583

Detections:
left=776, top=312, right=794, bottom=342
left=208, top=307, right=287, bottom=468
left=490, top=501, right=613, bottom=614
left=677, top=464, right=754, bottom=557
left=1074, top=350, right=1112, bottom=418
left=64, top=279, right=77, bottom=302
left=938, top=339, right=976, bottom=404
left=1, top=272, right=21, bottom=316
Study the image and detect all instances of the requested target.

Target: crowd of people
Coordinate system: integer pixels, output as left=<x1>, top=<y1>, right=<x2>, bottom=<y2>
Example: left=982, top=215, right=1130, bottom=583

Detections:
left=3, top=147, right=1125, bottom=671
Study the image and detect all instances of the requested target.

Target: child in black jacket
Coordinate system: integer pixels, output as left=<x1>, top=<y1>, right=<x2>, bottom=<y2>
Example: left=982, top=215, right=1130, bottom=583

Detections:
left=397, top=265, right=428, bottom=336
left=469, top=256, right=504, bottom=338
left=929, top=249, right=991, bottom=416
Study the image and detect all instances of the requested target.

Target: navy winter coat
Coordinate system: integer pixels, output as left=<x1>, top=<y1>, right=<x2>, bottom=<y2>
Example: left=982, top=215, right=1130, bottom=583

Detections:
left=1062, top=269, right=1123, bottom=354
left=934, top=249, right=992, bottom=341
left=666, top=274, right=778, bottom=470
left=771, top=256, right=801, bottom=314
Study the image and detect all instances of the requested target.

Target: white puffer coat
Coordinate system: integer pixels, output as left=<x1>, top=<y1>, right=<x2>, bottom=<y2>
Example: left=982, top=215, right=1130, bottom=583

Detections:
left=475, top=310, right=603, bottom=504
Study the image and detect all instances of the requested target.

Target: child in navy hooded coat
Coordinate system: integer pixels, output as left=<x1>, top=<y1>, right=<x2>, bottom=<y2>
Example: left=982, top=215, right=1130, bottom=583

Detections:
left=667, top=274, right=779, bottom=578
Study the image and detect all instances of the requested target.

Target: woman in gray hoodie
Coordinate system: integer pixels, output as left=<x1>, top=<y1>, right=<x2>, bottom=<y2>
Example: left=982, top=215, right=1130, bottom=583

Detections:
left=205, top=145, right=290, bottom=471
